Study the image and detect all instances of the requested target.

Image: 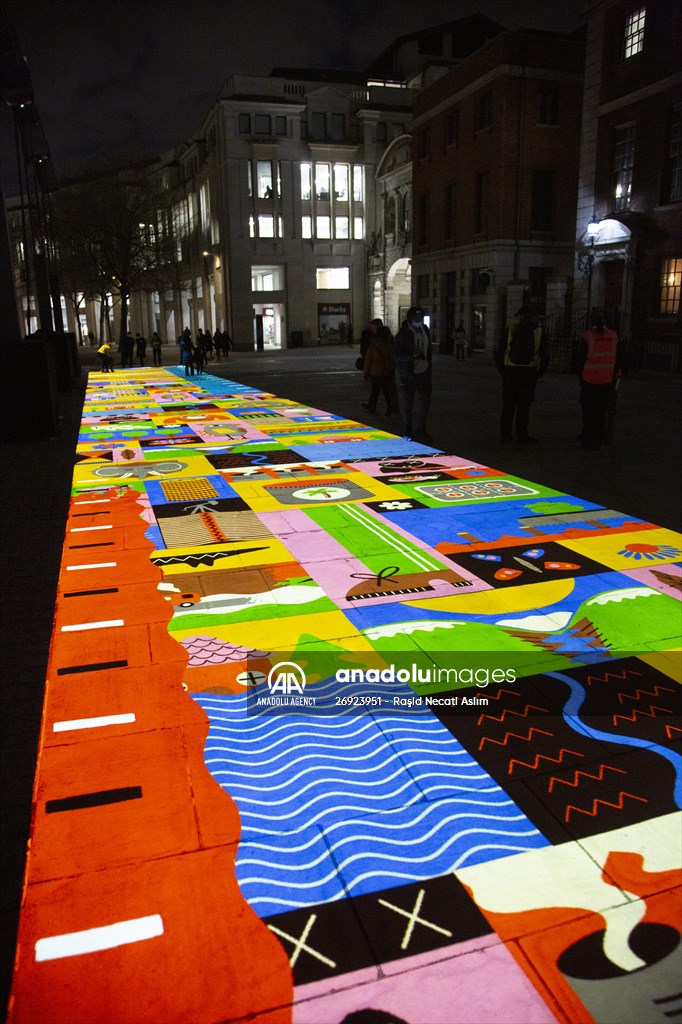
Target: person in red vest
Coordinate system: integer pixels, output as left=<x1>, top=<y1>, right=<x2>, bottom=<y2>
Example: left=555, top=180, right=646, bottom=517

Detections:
left=574, top=311, right=622, bottom=451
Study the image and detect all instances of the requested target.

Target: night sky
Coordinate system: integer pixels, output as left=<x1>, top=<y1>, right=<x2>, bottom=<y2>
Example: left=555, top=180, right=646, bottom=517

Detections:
left=2, top=0, right=583, bottom=188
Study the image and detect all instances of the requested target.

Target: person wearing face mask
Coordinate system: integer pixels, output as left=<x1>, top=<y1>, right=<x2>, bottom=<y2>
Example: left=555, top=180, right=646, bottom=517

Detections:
left=393, top=306, right=433, bottom=443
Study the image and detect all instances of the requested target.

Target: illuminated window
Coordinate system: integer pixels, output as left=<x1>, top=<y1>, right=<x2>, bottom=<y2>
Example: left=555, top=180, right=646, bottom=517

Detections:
left=257, top=215, right=274, bottom=238
left=660, top=258, right=682, bottom=314
left=613, top=123, right=635, bottom=211
left=252, top=265, right=284, bottom=290
left=301, top=216, right=312, bottom=238
left=624, top=6, right=646, bottom=59
left=335, top=216, right=349, bottom=239
left=354, top=216, right=364, bottom=239
left=316, top=267, right=350, bottom=289
left=316, top=215, right=331, bottom=238
left=257, top=161, right=273, bottom=198
left=333, top=164, right=349, bottom=201
left=315, top=164, right=330, bottom=200
left=300, top=163, right=311, bottom=201
left=353, top=166, right=363, bottom=202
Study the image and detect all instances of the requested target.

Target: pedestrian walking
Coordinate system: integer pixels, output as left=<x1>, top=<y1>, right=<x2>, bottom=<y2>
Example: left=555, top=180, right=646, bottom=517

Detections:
left=394, top=307, right=433, bottom=443
left=573, top=311, right=622, bottom=451
left=135, top=333, right=147, bottom=366
left=151, top=332, right=163, bottom=366
left=121, top=332, right=135, bottom=368
left=363, top=325, right=398, bottom=416
left=494, top=305, right=549, bottom=444
left=178, top=328, right=195, bottom=377
left=453, top=320, right=468, bottom=361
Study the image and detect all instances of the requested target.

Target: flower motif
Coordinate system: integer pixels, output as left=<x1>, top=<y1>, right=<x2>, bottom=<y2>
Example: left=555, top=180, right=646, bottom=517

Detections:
left=617, top=543, right=681, bottom=561
left=378, top=500, right=414, bottom=511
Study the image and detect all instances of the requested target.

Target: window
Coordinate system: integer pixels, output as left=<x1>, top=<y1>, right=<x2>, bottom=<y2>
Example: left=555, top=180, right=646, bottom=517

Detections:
left=315, top=164, right=330, bottom=201
left=353, top=166, right=363, bottom=202
left=301, top=216, right=312, bottom=239
left=254, top=114, right=272, bottom=135
left=447, top=110, right=459, bottom=146
left=252, top=268, right=274, bottom=291
left=300, top=163, right=312, bottom=201
left=316, top=215, right=331, bottom=238
left=624, top=6, right=646, bottom=59
left=660, top=258, right=682, bottom=314
left=669, top=107, right=682, bottom=202
left=476, top=93, right=492, bottom=131
left=257, top=214, right=275, bottom=238
left=417, top=126, right=431, bottom=159
left=613, top=123, right=635, bottom=211
left=247, top=163, right=252, bottom=198
left=239, top=113, right=251, bottom=134
left=444, top=183, right=456, bottom=239
left=417, top=194, right=429, bottom=245
left=257, top=161, right=273, bottom=198
left=475, top=172, right=489, bottom=233
left=353, top=216, right=364, bottom=239
left=311, top=112, right=326, bottom=141
left=531, top=170, right=556, bottom=230
left=330, top=113, right=344, bottom=142
left=537, top=88, right=559, bottom=125
left=274, top=116, right=287, bottom=136
left=316, top=267, right=350, bottom=289
left=335, top=216, right=349, bottom=239
left=333, top=164, right=349, bottom=201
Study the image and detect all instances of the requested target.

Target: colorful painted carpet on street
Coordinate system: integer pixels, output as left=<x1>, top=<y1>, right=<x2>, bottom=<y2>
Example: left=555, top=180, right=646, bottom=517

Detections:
left=8, top=366, right=682, bottom=1024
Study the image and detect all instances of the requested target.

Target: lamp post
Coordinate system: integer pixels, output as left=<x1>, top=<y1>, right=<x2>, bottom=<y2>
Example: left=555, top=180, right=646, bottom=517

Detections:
left=577, top=216, right=600, bottom=325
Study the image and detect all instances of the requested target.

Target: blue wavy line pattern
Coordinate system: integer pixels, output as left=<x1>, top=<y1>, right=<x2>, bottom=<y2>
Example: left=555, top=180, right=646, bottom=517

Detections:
left=192, top=692, right=549, bottom=915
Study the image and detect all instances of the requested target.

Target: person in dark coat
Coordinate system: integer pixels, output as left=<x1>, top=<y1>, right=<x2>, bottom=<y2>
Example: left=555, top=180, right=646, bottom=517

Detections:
left=393, top=307, right=433, bottom=442
left=494, top=305, right=549, bottom=444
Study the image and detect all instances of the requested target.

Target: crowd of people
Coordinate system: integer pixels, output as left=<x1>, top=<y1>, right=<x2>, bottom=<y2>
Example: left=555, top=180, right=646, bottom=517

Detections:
left=96, top=327, right=233, bottom=375
left=95, top=307, right=623, bottom=452
left=356, top=305, right=622, bottom=451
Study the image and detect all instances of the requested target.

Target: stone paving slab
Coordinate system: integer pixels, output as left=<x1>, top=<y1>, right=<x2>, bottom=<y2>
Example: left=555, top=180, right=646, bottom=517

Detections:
left=5, top=365, right=682, bottom=1024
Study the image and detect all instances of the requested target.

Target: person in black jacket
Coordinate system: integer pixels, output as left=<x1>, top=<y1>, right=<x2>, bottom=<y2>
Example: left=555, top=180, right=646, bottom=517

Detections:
left=393, top=307, right=433, bottom=442
left=494, top=305, right=549, bottom=444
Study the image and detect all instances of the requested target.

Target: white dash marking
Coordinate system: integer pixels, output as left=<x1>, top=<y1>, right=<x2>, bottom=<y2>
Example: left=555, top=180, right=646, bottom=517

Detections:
left=60, top=619, right=125, bottom=633
left=35, top=914, right=164, bottom=961
left=53, top=713, right=136, bottom=733
left=73, top=499, right=112, bottom=506
left=69, top=525, right=114, bottom=533
left=66, top=562, right=117, bottom=571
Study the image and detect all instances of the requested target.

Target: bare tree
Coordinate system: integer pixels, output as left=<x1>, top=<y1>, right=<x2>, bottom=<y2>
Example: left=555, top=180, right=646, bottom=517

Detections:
left=52, top=162, right=176, bottom=343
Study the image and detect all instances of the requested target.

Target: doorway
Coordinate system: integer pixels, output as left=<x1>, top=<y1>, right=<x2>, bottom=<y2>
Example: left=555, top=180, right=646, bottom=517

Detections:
left=252, top=303, right=284, bottom=349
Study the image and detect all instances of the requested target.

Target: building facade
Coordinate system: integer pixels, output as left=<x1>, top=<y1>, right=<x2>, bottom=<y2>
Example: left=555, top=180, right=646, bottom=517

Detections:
left=409, top=29, right=585, bottom=356
left=574, top=0, right=682, bottom=371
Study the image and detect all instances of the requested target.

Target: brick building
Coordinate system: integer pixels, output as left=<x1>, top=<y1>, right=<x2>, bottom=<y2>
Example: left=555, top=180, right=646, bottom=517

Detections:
left=410, top=28, right=585, bottom=356
left=574, top=0, right=682, bottom=371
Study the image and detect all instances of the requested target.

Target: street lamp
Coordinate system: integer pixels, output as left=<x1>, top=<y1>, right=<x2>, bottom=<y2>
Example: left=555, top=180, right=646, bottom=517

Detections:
left=577, top=216, right=601, bottom=323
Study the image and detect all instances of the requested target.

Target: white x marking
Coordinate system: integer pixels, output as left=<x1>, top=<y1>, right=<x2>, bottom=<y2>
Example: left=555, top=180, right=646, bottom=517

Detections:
left=378, top=889, right=452, bottom=950
left=268, top=914, right=336, bottom=969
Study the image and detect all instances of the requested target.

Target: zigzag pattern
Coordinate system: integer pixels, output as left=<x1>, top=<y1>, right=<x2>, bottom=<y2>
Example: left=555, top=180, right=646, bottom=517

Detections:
left=508, top=748, right=584, bottom=775
left=617, top=685, right=676, bottom=703
left=583, top=667, right=637, bottom=687
left=476, top=704, right=549, bottom=725
left=565, top=791, right=648, bottom=822
left=548, top=764, right=626, bottom=792
left=479, top=727, right=554, bottom=750
left=613, top=704, right=674, bottom=726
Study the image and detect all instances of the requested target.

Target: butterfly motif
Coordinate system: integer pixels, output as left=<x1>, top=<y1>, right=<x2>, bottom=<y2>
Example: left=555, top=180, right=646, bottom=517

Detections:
left=471, top=548, right=581, bottom=581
